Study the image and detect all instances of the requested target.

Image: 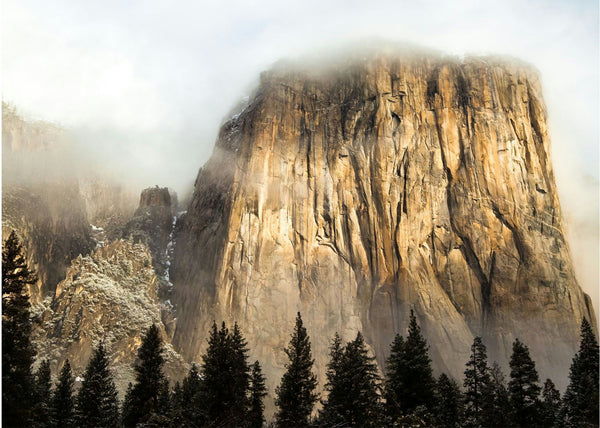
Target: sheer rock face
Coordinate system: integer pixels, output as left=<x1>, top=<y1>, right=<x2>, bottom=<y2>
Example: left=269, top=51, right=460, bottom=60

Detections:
left=173, top=53, right=594, bottom=390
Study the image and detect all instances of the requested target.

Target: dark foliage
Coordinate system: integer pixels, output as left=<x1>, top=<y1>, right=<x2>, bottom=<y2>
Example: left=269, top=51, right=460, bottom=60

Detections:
left=319, top=332, right=382, bottom=427
left=50, top=361, right=75, bottom=428
left=31, top=359, right=52, bottom=427
left=76, top=343, right=120, bottom=427
left=508, top=338, right=541, bottom=427
left=435, top=373, right=464, bottom=427
left=463, top=336, right=492, bottom=427
left=248, top=360, right=268, bottom=428
left=384, top=310, right=436, bottom=421
left=200, top=321, right=251, bottom=426
left=275, top=312, right=318, bottom=428
left=540, top=378, right=561, bottom=428
left=484, top=362, right=511, bottom=427
left=2, top=230, right=37, bottom=427
left=563, top=318, right=599, bottom=427
left=171, top=364, right=203, bottom=426
left=122, top=324, right=168, bottom=427
left=384, top=333, right=405, bottom=421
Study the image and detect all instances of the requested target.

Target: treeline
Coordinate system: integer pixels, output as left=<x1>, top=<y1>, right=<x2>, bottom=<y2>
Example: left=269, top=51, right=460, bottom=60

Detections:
left=3, top=231, right=599, bottom=427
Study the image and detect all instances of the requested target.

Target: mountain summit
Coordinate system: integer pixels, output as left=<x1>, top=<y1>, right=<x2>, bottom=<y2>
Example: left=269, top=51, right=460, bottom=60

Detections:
left=171, top=51, right=595, bottom=392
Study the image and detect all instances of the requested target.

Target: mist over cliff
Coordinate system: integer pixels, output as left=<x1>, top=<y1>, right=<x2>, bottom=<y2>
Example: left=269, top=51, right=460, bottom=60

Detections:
left=171, top=49, right=595, bottom=395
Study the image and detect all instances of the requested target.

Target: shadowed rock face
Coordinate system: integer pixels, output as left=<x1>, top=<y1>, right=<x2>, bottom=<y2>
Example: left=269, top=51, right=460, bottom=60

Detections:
left=173, top=52, right=594, bottom=392
left=2, top=184, right=95, bottom=302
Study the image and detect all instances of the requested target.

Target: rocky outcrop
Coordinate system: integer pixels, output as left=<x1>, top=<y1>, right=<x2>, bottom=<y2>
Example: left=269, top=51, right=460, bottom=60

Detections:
left=123, top=187, right=176, bottom=285
left=31, top=239, right=186, bottom=395
left=78, top=177, right=138, bottom=241
left=2, top=184, right=95, bottom=302
left=172, top=50, right=596, bottom=393
left=121, top=186, right=179, bottom=338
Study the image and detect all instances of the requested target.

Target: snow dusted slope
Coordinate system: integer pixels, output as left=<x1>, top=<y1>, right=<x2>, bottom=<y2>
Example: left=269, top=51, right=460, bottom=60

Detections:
left=31, top=239, right=187, bottom=394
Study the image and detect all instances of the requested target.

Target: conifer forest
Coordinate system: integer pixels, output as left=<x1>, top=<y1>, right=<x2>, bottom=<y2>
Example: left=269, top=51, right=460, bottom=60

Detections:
left=3, top=232, right=598, bottom=427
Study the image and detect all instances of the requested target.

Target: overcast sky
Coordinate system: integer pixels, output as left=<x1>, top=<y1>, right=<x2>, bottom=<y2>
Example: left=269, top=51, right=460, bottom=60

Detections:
left=2, top=0, right=598, bottom=303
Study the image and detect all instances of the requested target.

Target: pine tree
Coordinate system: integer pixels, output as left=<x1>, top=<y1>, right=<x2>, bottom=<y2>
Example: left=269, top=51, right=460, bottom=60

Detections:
left=275, top=312, right=318, bottom=428
left=486, top=361, right=511, bottom=428
left=508, top=338, right=541, bottom=427
left=230, top=322, right=251, bottom=424
left=344, top=332, right=383, bottom=426
left=121, top=383, right=134, bottom=426
left=383, top=310, right=436, bottom=421
left=122, top=324, right=168, bottom=427
left=463, top=336, right=491, bottom=427
left=435, top=373, right=464, bottom=427
left=200, top=321, right=251, bottom=426
left=75, top=343, right=120, bottom=427
left=146, top=379, right=171, bottom=427
left=319, top=332, right=382, bottom=427
left=247, top=360, right=268, bottom=428
left=383, top=333, right=405, bottom=421
left=51, top=360, right=75, bottom=428
left=2, top=230, right=37, bottom=427
left=540, top=378, right=561, bottom=428
left=319, top=333, right=345, bottom=425
left=563, top=318, right=599, bottom=427
left=170, top=381, right=185, bottom=426
left=401, top=310, right=436, bottom=412
left=173, top=364, right=203, bottom=426
left=201, top=321, right=229, bottom=425
left=31, top=359, right=52, bottom=427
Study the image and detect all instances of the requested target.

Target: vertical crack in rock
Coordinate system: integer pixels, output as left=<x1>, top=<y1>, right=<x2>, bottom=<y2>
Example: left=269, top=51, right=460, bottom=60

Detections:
left=171, top=52, right=596, bottom=403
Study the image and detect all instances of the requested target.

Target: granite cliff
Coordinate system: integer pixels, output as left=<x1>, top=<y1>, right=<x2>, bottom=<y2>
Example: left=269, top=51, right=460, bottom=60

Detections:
left=172, top=50, right=596, bottom=392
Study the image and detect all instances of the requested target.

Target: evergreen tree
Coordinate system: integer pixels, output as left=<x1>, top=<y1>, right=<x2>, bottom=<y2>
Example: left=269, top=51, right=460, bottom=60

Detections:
left=31, top=359, right=52, bottom=427
left=320, top=332, right=382, bottom=427
left=175, top=364, right=203, bottom=427
left=75, top=343, right=120, bottom=427
left=344, top=332, right=383, bottom=426
left=435, top=373, right=464, bottom=428
left=540, top=378, right=561, bottom=428
left=230, top=322, right=251, bottom=424
left=200, top=321, right=229, bottom=425
left=121, top=383, right=134, bottom=426
left=170, top=381, right=185, bottom=426
left=508, top=338, right=541, bottom=427
left=122, top=324, right=168, bottom=427
left=383, top=333, right=405, bottom=421
left=146, top=379, right=171, bottom=427
left=486, top=362, right=511, bottom=428
left=463, top=336, right=491, bottom=427
left=2, top=230, right=37, bottom=427
left=181, top=364, right=204, bottom=426
left=50, top=360, right=75, bottom=428
left=247, top=360, right=268, bottom=428
left=319, top=333, right=345, bottom=425
left=563, top=318, right=599, bottom=427
left=383, top=310, right=435, bottom=421
left=275, top=312, right=318, bottom=428
left=201, top=321, right=251, bottom=426
left=401, top=310, right=436, bottom=412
